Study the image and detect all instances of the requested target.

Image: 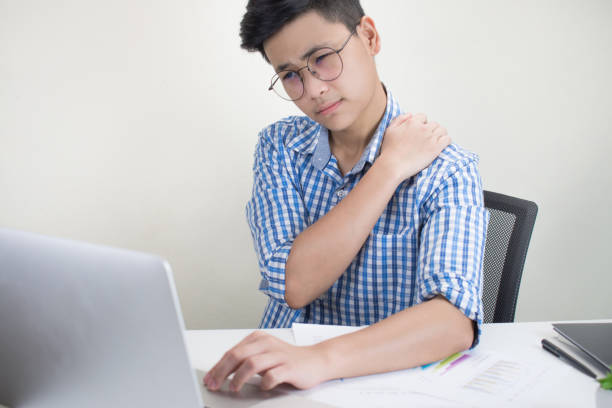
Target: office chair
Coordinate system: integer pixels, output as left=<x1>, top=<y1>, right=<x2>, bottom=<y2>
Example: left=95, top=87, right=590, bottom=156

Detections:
left=482, top=190, right=538, bottom=323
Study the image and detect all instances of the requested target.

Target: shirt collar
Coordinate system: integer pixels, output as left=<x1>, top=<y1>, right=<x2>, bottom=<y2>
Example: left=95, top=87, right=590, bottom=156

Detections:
left=285, top=118, right=321, bottom=154
left=311, top=85, right=402, bottom=172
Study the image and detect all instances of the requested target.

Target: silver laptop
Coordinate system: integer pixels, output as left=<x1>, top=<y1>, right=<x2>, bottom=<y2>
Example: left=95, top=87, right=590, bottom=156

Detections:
left=0, top=228, right=335, bottom=408
left=0, top=228, right=205, bottom=408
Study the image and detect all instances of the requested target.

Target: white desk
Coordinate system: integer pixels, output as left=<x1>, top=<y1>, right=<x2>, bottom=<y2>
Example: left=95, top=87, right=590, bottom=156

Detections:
left=185, top=321, right=612, bottom=408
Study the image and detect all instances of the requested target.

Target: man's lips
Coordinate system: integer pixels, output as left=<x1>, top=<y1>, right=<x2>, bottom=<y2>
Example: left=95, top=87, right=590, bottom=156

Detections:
left=316, top=99, right=342, bottom=115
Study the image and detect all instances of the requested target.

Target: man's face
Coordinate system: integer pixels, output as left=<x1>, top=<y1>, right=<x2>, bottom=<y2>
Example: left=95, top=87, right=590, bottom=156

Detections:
left=263, top=11, right=380, bottom=132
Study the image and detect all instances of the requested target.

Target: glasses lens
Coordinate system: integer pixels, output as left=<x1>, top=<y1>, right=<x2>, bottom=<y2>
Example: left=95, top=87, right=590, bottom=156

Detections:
left=308, top=48, right=343, bottom=81
left=271, top=71, right=303, bottom=101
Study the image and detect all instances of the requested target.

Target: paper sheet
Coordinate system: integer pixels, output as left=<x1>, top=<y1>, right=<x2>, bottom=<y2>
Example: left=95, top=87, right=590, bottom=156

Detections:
left=292, top=323, right=366, bottom=346
left=291, top=323, right=558, bottom=407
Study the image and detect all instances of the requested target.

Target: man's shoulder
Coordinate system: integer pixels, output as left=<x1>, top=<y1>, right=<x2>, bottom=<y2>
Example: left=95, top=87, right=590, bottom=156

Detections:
left=424, top=143, right=480, bottom=178
left=438, top=143, right=479, bottom=171
left=413, top=143, right=482, bottom=199
left=258, top=115, right=320, bottom=154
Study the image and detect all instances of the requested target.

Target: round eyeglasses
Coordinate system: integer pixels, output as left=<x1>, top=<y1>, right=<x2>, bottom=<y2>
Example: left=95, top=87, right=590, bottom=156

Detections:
left=268, top=28, right=357, bottom=101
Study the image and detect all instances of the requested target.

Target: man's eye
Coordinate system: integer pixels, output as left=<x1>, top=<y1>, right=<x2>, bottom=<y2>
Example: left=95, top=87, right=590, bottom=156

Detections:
left=314, top=52, right=334, bottom=65
left=282, top=71, right=297, bottom=81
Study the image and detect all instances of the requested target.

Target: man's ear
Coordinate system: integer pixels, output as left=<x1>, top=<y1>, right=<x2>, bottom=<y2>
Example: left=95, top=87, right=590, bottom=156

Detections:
left=357, top=16, right=381, bottom=56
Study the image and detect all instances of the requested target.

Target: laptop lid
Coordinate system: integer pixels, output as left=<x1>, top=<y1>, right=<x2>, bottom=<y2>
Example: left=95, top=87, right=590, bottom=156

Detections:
left=0, top=228, right=203, bottom=408
left=553, top=322, right=612, bottom=373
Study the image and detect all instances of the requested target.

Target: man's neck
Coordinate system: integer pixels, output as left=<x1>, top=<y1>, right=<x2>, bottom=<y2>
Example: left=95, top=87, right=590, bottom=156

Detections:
left=329, top=83, right=387, bottom=158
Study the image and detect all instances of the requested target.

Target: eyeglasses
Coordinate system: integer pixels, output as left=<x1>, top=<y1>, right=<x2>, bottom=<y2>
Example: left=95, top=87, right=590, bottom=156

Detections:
left=268, top=28, right=357, bottom=101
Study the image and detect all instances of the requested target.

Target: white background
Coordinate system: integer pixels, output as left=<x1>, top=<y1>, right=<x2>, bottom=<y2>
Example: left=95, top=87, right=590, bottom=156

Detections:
left=1, top=0, right=610, bottom=329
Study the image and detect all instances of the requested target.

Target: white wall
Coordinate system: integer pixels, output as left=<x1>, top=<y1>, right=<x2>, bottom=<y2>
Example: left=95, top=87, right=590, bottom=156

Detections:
left=1, top=0, right=610, bottom=329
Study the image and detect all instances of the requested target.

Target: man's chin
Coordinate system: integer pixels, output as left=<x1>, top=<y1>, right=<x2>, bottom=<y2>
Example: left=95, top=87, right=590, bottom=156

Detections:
left=313, top=113, right=354, bottom=132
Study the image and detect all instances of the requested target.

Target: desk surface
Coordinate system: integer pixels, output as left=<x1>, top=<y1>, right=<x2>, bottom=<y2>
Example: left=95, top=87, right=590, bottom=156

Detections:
left=185, top=321, right=612, bottom=408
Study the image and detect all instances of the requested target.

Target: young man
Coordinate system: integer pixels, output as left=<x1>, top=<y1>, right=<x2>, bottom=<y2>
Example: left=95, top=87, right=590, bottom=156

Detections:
left=205, top=0, right=488, bottom=393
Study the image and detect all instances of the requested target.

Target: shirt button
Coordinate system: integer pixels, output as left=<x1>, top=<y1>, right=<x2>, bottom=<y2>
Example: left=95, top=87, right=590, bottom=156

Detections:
left=337, top=190, right=347, bottom=198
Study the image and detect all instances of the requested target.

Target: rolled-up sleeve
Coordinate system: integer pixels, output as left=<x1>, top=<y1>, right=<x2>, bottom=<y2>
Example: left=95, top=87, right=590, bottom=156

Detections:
left=416, top=156, right=489, bottom=346
left=246, top=129, right=308, bottom=307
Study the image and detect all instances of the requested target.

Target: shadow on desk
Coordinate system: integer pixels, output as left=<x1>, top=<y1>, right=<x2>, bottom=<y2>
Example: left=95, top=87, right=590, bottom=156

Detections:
left=195, top=370, right=337, bottom=408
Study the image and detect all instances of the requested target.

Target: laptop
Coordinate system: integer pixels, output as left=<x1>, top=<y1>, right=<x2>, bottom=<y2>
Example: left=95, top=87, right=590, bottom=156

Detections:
left=0, top=228, right=333, bottom=408
left=553, top=322, right=612, bottom=374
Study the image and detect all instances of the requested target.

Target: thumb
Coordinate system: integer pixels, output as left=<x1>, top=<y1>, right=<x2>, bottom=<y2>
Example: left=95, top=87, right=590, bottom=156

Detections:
left=389, top=113, right=412, bottom=128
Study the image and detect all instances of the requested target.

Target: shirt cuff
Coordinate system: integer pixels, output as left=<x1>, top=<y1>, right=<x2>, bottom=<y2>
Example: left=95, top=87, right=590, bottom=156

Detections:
left=420, top=276, right=483, bottom=348
left=258, top=242, right=293, bottom=308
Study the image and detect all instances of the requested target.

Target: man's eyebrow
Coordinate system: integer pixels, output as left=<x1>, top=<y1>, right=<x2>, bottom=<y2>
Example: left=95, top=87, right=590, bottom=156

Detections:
left=275, top=42, right=330, bottom=73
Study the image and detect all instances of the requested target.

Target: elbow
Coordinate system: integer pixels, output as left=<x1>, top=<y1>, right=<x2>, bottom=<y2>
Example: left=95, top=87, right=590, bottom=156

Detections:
left=285, top=295, right=305, bottom=310
left=454, top=316, right=476, bottom=351
left=436, top=296, right=476, bottom=350
left=437, top=302, right=475, bottom=351
left=458, top=326, right=475, bottom=351
left=284, top=281, right=307, bottom=309
left=284, top=271, right=309, bottom=309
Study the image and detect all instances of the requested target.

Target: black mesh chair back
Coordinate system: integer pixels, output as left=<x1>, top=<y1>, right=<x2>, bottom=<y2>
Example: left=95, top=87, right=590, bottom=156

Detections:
left=482, top=191, right=538, bottom=323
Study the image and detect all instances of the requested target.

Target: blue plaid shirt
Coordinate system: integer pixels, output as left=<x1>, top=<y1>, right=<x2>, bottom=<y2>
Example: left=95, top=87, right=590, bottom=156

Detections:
left=246, top=88, right=488, bottom=339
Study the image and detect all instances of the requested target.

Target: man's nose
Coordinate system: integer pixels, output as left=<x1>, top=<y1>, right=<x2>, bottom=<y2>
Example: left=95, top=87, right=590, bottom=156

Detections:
left=301, top=69, right=328, bottom=98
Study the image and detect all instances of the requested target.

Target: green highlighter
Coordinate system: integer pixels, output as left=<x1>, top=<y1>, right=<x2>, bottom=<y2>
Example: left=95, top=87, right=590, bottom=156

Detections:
left=599, top=369, right=612, bottom=390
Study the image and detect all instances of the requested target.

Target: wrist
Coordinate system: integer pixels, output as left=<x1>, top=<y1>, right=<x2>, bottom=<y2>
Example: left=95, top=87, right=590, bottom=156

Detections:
left=372, top=154, right=404, bottom=186
left=312, top=335, right=357, bottom=382
left=311, top=339, right=345, bottom=382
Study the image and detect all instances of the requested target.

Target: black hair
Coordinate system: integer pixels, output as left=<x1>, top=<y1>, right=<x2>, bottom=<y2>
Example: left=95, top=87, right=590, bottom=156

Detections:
left=240, top=0, right=365, bottom=61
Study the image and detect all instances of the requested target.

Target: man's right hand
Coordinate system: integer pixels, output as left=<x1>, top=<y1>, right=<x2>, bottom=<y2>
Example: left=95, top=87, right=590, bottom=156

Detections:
left=378, top=112, right=451, bottom=182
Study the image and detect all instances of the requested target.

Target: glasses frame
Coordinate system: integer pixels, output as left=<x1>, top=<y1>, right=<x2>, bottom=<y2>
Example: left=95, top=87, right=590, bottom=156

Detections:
left=268, top=27, right=358, bottom=101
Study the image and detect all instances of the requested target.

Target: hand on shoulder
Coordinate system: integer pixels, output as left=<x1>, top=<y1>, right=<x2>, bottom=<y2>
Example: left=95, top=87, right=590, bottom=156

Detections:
left=378, top=112, right=451, bottom=182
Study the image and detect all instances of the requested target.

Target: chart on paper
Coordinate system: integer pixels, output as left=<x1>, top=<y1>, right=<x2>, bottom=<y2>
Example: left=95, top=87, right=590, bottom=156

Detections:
left=416, top=349, right=554, bottom=406
left=463, top=359, right=523, bottom=394
left=424, top=351, right=526, bottom=394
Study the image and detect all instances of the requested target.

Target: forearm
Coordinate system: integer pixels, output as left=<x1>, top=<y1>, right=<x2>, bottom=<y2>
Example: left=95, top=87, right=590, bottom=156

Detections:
left=284, top=157, right=401, bottom=309
left=315, top=296, right=474, bottom=381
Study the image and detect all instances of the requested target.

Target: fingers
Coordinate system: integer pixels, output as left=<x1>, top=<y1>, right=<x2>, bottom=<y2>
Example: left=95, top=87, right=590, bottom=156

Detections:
left=206, top=337, right=327, bottom=394
left=432, top=125, right=451, bottom=148
left=393, top=113, right=427, bottom=131
left=389, top=112, right=429, bottom=129
left=432, top=124, right=447, bottom=139
left=439, top=133, right=451, bottom=148
left=204, top=331, right=270, bottom=391
left=260, top=366, right=289, bottom=391
left=389, top=112, right=412, bottom=128
left=413, top=112, right=428, bottom=124
left=229, top=352, right=283, bottom=392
